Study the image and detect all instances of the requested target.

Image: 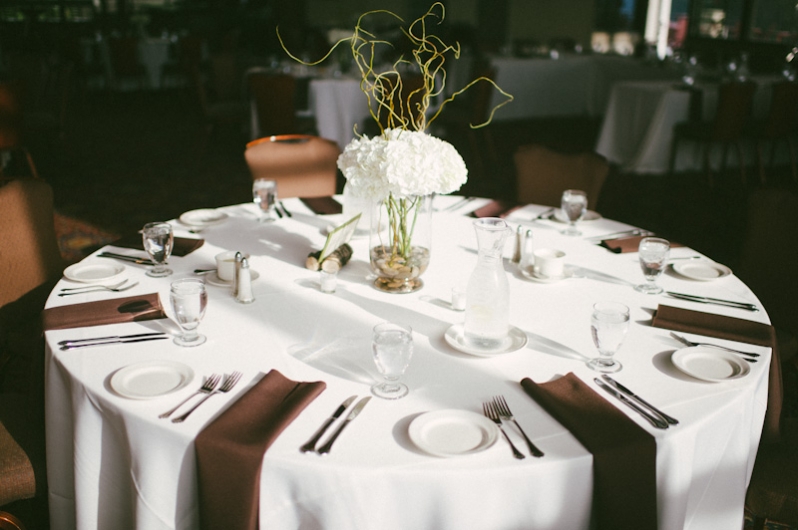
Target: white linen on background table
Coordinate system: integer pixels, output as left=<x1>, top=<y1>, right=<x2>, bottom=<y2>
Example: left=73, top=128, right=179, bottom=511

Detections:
left=44, top=197, right=770, bottom=530
left=309, top=77, right=372, bottom=149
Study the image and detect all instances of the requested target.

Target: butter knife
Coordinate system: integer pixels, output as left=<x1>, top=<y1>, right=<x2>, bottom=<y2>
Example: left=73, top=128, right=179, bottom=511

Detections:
left=300, top=395, right=357, bottom=453
left=595, top=378, right=669, bottom=430
left=98, top=252, right=155, bottom=266
left=58, top=332, right=166, bottom=346
left=601, top=375, right=679, bottom=426
left=665, top=291, right=759, bottom=312
left=317, top=396, right=371, bottom=455
left=60, top=336, right=169, bottom=351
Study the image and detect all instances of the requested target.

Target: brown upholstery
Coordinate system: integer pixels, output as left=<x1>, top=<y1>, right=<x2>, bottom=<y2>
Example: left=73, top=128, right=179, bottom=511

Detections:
left=247, top=70, right=297, bottom=138
left=513, top=144, right=609, bottom=210
left=0, top=511, right=27, bottom=530
left=0, top=179, right=65, bottom=307
left=748, top=81, right=798, bottom=184
left=244, top=135, right=340, bottom=199
left=0, top=399, right=37, bottom=506
left=670, top=81, right=757, bottom=185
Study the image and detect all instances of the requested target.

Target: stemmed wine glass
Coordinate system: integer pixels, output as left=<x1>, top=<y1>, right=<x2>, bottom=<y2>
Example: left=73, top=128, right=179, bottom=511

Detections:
left=587, top=302, right=630, bottom=373
left=170, top=278, right=208, bottom=347
left=560, top=189, right=587, bottom=236
left=371, top=322, right=413, bottom=399
left=635, top=237, right=670, bottom=294
left=142, top=222, right=174, bottom=277
left=253, top=178, right=278, bottom=222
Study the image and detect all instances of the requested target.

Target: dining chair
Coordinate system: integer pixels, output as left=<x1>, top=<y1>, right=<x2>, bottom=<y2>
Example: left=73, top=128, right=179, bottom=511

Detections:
left=513, top=144, right=610, bottom=211
left=190, top=61, right=248, bottom=145
left=244, top=134, right=340, bottom=198
left=0, top=82, right=39, bottom=182
left=746, top=80, right=798, bottom=184
left=668, top=80, right=757, bottom=187
left=106, top=35, right=149, bottom=91
left=0, top=178, right=65, bottom=530
left=245, top=69, right=298, bottom=139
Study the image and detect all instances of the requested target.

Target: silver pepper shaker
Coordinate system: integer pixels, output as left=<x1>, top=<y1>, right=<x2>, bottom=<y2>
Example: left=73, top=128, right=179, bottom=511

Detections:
left=520, top=229, right=535, bottom=270
left=512, top=224, right=524, bottom=263
left=236, top=257, right=255, bottom=304
left=233, top=252, right=243, bottom=297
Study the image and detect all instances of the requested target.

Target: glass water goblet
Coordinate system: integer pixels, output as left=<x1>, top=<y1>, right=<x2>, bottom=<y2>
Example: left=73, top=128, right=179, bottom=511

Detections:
left=142, top=222, right=174, bottom=277
left=635, top=237, right=670, bottom=294
left=587, top=301, right=630, bottom=373
left=170, top=278, right=208, bottom=347
left=253, top=178, right=278, bottom=222
left=561, top=189, right=587, bottom=236
left=371, top=322, right=413, bottom=400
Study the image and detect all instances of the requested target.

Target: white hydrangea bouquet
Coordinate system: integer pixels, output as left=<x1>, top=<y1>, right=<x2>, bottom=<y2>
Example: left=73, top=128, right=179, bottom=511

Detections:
left=281, top=3, right=511, bottom=292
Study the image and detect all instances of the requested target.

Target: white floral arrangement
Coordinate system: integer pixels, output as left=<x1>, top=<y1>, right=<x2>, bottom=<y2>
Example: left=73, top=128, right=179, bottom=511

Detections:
left=337, top=128, right=468, bottom=201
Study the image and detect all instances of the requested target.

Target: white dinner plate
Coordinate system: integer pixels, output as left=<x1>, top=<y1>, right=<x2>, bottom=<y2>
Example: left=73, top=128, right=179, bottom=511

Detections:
left=204, top=270, right=260, bottom=287
left=671, top=346, right=750, bottom=382
left=672, top=260, right=732, bottom=281
left=178, top=209, right=229, bottom=228
left=444, top=323, right=528, bottom=357
left=409, top=410, right=499, bottom=457
left=553, top=209, right=602, bottom=223
left=110, top=360, right=194, bottom=399
left=63, top=261, right=126, bottom=283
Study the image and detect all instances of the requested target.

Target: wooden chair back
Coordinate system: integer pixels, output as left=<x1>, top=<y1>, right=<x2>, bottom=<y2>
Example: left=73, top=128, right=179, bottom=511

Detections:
left=246, top=71, right=297, bottom=138
left=244, top=135, right=340, bottom=199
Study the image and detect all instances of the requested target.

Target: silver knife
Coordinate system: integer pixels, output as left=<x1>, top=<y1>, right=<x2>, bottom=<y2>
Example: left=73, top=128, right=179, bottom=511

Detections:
left=601, top=375, right=679, bottom=426
left=98, top=253, right=155, bottom=266
left=60, top=336, right=169, bottom=351
left=665, top=291, right=759, bottom=312
left=316, top=396, right=371, bottom=455
left=595, top=378, right=669, bottom=430
left=58, top=332, right=166, bottom=346
left=300, top=395, right=357, bottom=453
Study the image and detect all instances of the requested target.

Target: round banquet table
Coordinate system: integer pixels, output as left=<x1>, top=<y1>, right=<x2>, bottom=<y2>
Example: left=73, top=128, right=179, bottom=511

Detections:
left=43, top=197, right=771, bottom=530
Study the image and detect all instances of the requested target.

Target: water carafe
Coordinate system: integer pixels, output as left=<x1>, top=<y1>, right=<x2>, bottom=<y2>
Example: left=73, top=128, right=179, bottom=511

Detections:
left=464, top=218, right=511, bottom=350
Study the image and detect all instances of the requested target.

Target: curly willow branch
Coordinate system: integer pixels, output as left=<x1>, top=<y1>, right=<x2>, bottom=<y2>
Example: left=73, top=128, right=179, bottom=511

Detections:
left=278, top=1, right=512, bottom=136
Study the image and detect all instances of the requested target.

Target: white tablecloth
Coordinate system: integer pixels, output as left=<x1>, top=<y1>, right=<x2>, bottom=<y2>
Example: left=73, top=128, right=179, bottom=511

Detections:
left=308, top=76, right=371, bottom=149
left=595, top=77, right=781, bottom=174
left=44, top=197, right=771, bottom=530
left=488, top=55, right=678, bottom=121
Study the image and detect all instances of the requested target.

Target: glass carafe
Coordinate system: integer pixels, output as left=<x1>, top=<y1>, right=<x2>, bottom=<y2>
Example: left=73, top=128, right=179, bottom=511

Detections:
left=464, top=218, right=511, bottom=350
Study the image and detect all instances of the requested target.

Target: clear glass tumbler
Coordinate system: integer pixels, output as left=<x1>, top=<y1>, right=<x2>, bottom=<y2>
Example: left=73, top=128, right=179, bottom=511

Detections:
left=587, top=301, right=630, bottom=373
left=253, top=178, right=278, bottom=222
left=170, top=278, right=208, bottom=347
left=560, top=189, right=587, bottom=236
left=142, top=222, right=174, bottom=277
left=635, top=237, right=670, bottom=294
left=371, top=322, right=413, bottom=399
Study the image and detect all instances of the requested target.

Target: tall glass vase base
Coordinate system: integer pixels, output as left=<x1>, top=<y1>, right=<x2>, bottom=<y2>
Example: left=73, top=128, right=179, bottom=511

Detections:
left=373, top=277, right=424, bottom=294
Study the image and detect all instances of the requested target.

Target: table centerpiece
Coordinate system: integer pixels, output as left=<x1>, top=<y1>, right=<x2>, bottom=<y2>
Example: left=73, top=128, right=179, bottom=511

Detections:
left=280, top=2, right=512, bottom=293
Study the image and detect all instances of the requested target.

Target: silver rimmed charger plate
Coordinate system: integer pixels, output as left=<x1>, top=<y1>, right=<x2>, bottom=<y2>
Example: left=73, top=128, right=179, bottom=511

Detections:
left=409, top=410, right=499, bottom=457
left=671, top=346, right=750, bottom=382
left=444, top=323, right=528, bottom=357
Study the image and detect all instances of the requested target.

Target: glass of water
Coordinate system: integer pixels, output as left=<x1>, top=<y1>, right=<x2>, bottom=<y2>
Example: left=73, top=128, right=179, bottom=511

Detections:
left=587, top=302, right=629, bottom=373
left=170, top=278, right=208, bottom=347
left=253, top=178, right=277, bottom=222
left=635, top=237, right=670, bottom=294
left=560, top=189, right=587, bottom=236
left=142, top=222, right=174, bottom=277
left=371, top=322, right=413, bottom=399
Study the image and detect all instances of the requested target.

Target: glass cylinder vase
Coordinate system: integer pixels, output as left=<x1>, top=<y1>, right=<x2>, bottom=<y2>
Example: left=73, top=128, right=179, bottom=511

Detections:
left=369, top=193, right=433, bottom=293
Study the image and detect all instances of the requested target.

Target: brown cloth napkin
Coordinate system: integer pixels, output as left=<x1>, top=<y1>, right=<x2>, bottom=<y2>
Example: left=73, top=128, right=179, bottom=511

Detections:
left=521, top=373, right=657, bottom=530
left=111, top=234, right=204, bottom=257
left=652, top=304, right=782, bottom=441
left=600, top=235, right=684, bottom=254
left=470, top=200, right=523, bottom=218
left=195, top=369, right=326, bottom=530
left=301, top=196, right=342, bottom=215
left=42, top=293, right=166, bottom=331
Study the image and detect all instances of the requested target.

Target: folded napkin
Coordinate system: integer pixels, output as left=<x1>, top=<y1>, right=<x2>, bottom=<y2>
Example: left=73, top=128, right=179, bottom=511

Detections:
left=42, top=293, right=166, bottom=331
left=600, top=235, right=684, bottom=254
left=652, top=304, right=781, bottom=441
left=521, top=373, right=657, bottom=530
left=470, top=200, right=522, bottom=219
left=195, top=370, right=326, bottom=530
left=111, top=234, right=204, bottom=257
left=301, top=196, right=342, bottom=215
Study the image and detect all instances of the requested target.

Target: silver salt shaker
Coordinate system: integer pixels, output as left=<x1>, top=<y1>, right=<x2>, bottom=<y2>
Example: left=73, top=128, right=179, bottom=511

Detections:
left=233, top=251, right=243, bottom=297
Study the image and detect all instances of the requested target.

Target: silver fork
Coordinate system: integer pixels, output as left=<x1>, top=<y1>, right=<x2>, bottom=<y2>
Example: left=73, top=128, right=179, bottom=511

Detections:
left=60, top=279, right=129, bottom=292
left=483, top=402, right=525, bottom=459
left=58, top=281, right=139, bottom=296
left=158, top=373, right=220, bottom=419
left=669, top=332, right=760, bottom=358
left=171, top=371, right=243, bottom=423
left=493, top=396, right=544, bottom=457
